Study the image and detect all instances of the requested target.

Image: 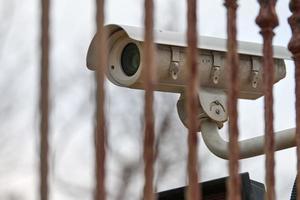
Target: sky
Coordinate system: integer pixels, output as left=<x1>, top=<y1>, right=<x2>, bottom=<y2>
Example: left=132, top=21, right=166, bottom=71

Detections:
left=0, top=0, right=297, bottom=199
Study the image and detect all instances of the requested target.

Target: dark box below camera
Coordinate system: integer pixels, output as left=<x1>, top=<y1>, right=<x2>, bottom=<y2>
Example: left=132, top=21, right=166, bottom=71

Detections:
left=157, top=173, right=265, bottom=200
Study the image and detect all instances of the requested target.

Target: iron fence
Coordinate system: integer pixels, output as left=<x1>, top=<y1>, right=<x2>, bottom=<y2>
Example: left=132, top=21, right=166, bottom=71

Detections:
left=38, top=0, right=300, bottom=200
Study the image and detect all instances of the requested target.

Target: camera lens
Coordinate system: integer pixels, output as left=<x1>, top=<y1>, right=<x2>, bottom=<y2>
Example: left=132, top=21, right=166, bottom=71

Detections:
left=121, top=43, right=140, bottom=76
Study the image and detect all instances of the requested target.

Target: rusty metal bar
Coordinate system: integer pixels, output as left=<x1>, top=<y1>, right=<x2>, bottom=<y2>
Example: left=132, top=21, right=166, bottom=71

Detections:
left=186, top=0, right=201, bottom=200
left=224, top=1, right=240, bottom=200
left=288, top=1, right=300, bottom=200
left=94, top=0, right=107, bottom=200
left=39, top=0, right=50, bottom=199
left=143, top=0, right=156, bottom=199
left=255, top=1, right=278, bottom=199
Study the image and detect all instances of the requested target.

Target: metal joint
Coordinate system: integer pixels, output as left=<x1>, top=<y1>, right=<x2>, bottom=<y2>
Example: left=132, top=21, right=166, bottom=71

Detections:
left=251, top=56, right=261, bottom=88
left=211, top=52, right=223, bottom=84
left=198, top=88, right=227, bottom=123
left=169, top=47, right=180, bottom=80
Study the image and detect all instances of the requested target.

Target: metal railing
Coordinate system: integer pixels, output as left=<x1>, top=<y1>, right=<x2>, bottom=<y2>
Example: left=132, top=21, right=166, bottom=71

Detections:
left=38, top=0, right=300, bottom=200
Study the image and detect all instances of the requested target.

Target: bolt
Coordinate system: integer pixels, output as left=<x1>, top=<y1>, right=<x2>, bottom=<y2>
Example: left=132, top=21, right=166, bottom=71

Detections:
left=214, top=100, right=220, bottom=105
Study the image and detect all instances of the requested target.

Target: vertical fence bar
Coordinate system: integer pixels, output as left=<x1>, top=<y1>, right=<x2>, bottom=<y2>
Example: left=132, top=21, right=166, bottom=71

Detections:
left=186, top=0, right=201, bottom=200
left=288, top=1, right=300, bottom=200
left=39, top=0, right=50, bottom=199
left=94, top=0, right=107, bottom=199
left=143, top=0, right=155, bottom=199
left=255, top=1, right=278, bottom=199
left=224, top=1, right=240, bottom=200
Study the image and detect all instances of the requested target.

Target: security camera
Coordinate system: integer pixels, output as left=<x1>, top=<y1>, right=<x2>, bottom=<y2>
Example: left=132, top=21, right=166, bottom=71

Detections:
left=86, top=24, right=294, bottom=160
left=87, top=24, right=288, bottom=99
left=86, top=24, right=288, bottom=127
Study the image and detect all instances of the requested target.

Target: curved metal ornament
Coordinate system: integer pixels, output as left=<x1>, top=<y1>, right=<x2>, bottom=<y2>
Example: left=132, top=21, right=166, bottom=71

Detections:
left=255, top=0, right=278, bottom=199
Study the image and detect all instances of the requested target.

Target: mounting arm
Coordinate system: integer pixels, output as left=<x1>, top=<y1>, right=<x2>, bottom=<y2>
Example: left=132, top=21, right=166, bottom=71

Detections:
left=177, top=89, right=296, bottom=160
left=200, top=119, right=296, bottom=160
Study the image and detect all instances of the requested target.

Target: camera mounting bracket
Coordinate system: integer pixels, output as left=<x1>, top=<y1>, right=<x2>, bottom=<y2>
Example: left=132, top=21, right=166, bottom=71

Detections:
left=198, top=88, right=227, bottom=123
left=176, top=87, right=227, bottom=130
left=177, top=89, right=296, bottom=160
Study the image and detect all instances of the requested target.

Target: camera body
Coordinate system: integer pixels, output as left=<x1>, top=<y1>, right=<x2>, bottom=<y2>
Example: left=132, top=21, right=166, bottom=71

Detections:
left=87, top=24, right=290, bottom=127
left=87, top=24, right=289, bottom=100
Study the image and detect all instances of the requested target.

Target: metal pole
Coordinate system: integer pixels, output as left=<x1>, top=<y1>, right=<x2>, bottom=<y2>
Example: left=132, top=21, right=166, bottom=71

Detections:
left=143, top=0, right=156, bottom=199
left=39, top=0, right=50, bottom=199
left=186, top=0, right=201, bottom=199
left=224, top=0, right=240, bottom=199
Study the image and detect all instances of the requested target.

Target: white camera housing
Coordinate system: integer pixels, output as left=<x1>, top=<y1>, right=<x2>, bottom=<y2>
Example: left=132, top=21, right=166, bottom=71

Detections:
left=87, top=24, right=291, bottom=127
left=87, top=24, right=290, bottom=100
